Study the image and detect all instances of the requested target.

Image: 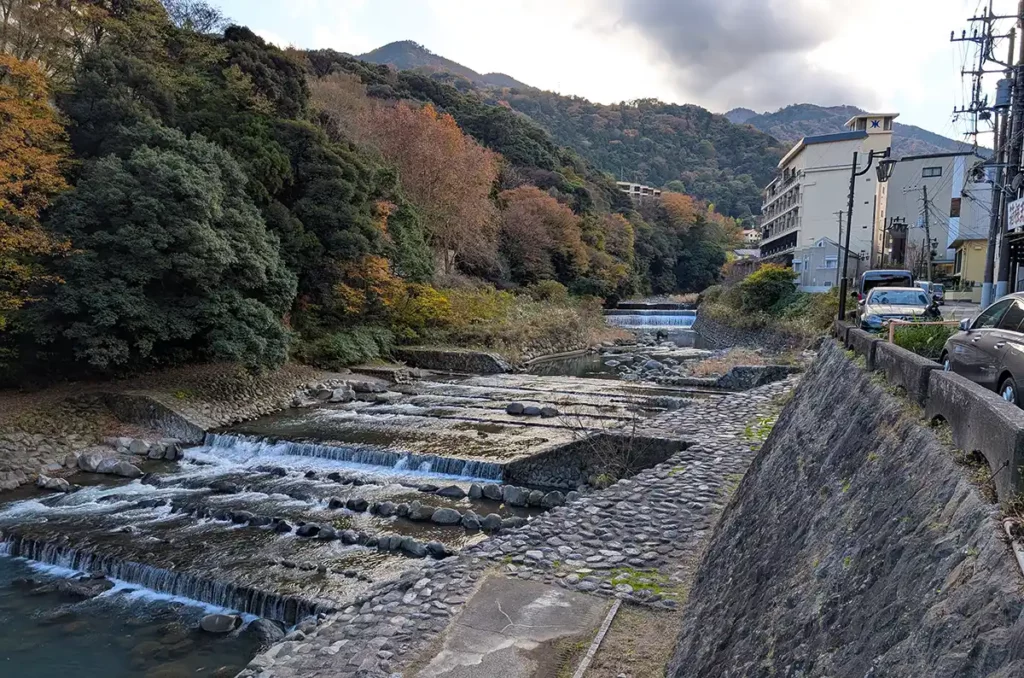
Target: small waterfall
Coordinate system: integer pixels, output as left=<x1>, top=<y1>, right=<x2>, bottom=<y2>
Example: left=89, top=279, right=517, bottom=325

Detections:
left=0, top=532, right=326, bottom=623
left=203, top=433, right=505, bottom=481
left=604, top=309, right=697, bottom=328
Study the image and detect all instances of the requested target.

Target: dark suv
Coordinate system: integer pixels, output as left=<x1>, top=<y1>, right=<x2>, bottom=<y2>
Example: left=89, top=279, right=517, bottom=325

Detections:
left=940, top=292, right=1024, bottom=405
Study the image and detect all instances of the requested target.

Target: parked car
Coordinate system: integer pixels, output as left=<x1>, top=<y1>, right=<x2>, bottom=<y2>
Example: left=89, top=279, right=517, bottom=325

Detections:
left=859, top=286, right=934, bottom=331
left=857, top=269, right=914, bottom=303
left=941, top=292, right=1024, bottom=405
left=916, top=280, right=945, bottom=305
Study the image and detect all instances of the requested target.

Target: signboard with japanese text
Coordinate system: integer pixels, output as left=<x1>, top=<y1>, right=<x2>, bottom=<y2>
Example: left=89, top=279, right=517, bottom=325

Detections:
left=1008, top=196, right=1024, bottom=232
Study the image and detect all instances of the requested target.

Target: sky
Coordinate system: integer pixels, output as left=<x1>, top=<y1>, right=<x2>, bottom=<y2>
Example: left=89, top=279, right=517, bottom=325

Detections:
left=213, top=0, right=1019, bottom=144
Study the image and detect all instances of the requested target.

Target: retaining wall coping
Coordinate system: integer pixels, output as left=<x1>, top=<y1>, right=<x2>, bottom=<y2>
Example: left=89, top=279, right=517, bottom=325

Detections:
left=873, top=341, right=941, bottom=405
left=833, top=320, right=853, bottom=345
left=846, top=328, right=881, bottom=370
left=926, top=369, right=1024, bottom=503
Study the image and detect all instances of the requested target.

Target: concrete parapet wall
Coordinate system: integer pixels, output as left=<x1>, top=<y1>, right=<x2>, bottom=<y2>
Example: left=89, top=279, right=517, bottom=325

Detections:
left=926, top=370, right=1024, bottom=503
left=873, top=341, right=940, bottom=405
left=846, top=328, right=880, bottom=369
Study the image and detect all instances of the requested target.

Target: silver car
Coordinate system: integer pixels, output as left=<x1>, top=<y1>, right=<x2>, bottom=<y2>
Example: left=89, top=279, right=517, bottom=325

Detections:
left=859, top=287, right=933, bottom=331
left=941, top=292, right=1024, bottom=405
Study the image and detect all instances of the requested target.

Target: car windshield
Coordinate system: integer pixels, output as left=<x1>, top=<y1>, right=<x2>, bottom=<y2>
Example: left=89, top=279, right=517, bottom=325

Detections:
left=933, top=284, right=944, bottom=293
left=868, top=290, right=928, bottom=305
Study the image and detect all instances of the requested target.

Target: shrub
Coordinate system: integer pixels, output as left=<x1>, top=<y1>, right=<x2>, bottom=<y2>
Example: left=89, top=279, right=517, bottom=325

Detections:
left=293, top=326, right=394, bottom=369
left=893, top=323, right=956, bottom=361
left=526, top=280, right=569, bottom=303
left=737, top=264, right=797, bottom=313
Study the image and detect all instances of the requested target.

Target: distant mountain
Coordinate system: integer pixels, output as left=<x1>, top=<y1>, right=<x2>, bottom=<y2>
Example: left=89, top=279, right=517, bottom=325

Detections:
left=357, top=40, right=530, bottom=90
left=724, top=108, right=757, bottom=125
left=727, top=104, right=975, bottom=158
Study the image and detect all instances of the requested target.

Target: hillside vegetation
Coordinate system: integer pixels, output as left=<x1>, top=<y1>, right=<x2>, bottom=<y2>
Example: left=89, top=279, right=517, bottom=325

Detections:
left=728, top=104, right=975, bottom=158
left=0, top=0, right=740, bottom=383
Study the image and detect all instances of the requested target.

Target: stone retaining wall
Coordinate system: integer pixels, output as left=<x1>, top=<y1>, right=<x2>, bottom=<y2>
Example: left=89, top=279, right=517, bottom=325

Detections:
left=502, top=433, right=685, bottom=489
left=691, top=314, right=805, bottom=353
left=669, top=340, right=1024, bottom=677
left=101, top=393, right=207, bottom=444
left=837, top=320, right=1024, bottom=503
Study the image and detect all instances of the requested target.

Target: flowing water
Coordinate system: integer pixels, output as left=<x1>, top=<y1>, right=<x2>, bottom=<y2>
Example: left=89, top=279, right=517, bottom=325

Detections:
left=0, top=555, right=261, bottom=677
left=0, top=371, right=710, bottom=672
left=604, top=308, right=697, bottom=328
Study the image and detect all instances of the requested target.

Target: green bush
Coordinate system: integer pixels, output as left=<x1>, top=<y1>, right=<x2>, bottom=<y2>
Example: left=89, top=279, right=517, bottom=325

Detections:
left=526, top=280, right=570, bottom=304
left=737, top=264, right=797, bottom=313
left=892, top=323, right=956, bottom=361
left=293, top=326, right=394, bottom=369
left=700, top=284, right=724, bottom=305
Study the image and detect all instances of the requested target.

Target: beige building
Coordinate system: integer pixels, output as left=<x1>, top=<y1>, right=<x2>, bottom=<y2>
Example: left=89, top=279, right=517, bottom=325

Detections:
left=616, top=182, right=661, bottom=204
left=871, top=151, right=990, bottom=277
left=952, top=237, right=988, bottom=287
left=759, top=113, right=896, bottom=265
left=742, top=229, right=761, bottom=245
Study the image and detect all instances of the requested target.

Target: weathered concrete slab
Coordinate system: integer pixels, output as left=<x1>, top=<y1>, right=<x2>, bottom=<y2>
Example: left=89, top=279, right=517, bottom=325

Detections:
left=846, top=328, right=881, bottom=369
left=873, top=341, right=940, bottom=405
left=415, top=573, right=610, bottom=678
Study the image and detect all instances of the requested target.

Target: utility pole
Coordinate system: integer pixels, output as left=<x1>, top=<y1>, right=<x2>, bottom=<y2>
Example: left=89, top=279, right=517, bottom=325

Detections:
left=921, top=185, right=934, bottom=282
left=952, top=1, right=1018, bottom=305
left=834, top=211, right=844, bottom=285
left=999, top=3, right=1024, bottom=297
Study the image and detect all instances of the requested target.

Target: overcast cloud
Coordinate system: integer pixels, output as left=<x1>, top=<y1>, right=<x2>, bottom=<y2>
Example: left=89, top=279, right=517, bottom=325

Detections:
left=592, top=0, right=877, bottom=112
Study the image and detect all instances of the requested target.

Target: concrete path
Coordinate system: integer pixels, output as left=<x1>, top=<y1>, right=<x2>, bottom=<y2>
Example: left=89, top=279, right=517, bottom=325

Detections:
left=413, top=573, right=609, bottom=678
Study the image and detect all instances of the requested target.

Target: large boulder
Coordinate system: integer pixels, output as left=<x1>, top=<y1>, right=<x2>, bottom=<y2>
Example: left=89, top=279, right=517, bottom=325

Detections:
left=431, top=508, right=462, bottom=525
left=482, top=484, right=503, bottom=501
left=540, top=407, right=559, bottom=418
left=350, top=380, right=385, bottom=394
left=461, top=510, right=482, bottom=530
left=345, top=498, right=369, bottom=513
left=400, top=537, right=427, bottom=558
left=480, top=513, right=503, bottom=531
left=407, top=501, right=435, bottom=522
left=295, top=523, right=321, bottom=538
left=94, top=458, right=120, bottom=475
left=541, top=491, right=565, bottom=508
left=244, top=618, right=285, bottom=647
left=112, top=461, right=143, bottom=478
left=376, top=501, right=397, bottom=517
left=329, top=386, right=355, bottom=403
left=505, top=403, right=525, bottom=415
left=502, top=485, right=528, bottom=507
left=527, top=489, right=545, bottom=507
left=522, top=406, right=542, bottom=417
left=468, top=484, right=483, bottom=500
left=435, top=485, right=466, bottom=499
left=426, top=541, right=450, bottom=559
left=200, top=614, right=242, bottom=634
left=36, top=475, right=71, bottom=493
left=77, top=452, right=106, bottom=473
left=318, top=525, right=338, bottom=540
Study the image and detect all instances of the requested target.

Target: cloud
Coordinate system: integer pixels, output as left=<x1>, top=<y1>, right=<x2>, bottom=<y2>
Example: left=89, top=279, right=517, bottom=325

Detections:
left=591, top=0, right=875, bottom=111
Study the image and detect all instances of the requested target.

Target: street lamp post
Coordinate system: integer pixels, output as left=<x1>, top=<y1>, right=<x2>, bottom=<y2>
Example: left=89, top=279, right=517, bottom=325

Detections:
left=837, top=149, right=895, bottom=320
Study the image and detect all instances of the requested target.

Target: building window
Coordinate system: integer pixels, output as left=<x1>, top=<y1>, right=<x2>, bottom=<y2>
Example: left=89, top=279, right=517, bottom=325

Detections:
left=954, top=249, right=964, bottom=275
left=793, top=261, right=803, bottom=272
left=884, top=117, right=893, bottom=131
left=922, top=167, right=942, bottom=178
left=824, top=256, right=838, bottom=269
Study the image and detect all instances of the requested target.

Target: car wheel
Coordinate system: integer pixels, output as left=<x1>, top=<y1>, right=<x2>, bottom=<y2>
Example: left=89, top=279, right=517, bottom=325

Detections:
left=941, top=352, right=952, bottom=372
left=999, top=376, right=1019, bottom=406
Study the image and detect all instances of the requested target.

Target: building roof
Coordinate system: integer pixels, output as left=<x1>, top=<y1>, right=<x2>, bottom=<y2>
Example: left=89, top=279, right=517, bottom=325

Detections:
left=844, top=112, right=900, bottom=127
left=898, top=151, right=976, bottom=162
left=950, top=236, right=988, bottom=248
left=778, top=130, right=868, bottom=168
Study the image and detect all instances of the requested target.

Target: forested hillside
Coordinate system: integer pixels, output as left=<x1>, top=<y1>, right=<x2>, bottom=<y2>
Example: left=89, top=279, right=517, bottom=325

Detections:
left=728, top=104, right=975, bottom=158
left=358, top=41, right=785, bottom=220
left=0, top=0, right=740, bottom=382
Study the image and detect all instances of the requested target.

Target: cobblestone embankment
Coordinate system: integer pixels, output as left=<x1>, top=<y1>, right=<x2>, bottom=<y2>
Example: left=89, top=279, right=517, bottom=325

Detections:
left=0, top=363, right=348, bottom=491
left=242, top=376, right=799, bottom=678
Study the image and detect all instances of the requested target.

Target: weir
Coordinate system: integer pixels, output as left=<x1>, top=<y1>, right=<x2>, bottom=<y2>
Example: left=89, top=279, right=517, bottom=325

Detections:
left=0, top=533, right=325, bottom=623
left=203, top=432, right=505, bottom=481
left=604, top=309, right=697, bottom=328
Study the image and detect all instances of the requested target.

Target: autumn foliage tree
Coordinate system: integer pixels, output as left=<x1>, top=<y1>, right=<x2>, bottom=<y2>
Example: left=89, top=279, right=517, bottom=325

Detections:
left=0, top=53, right=69, bottom=329
left=498, top=186, right=589, bottom=284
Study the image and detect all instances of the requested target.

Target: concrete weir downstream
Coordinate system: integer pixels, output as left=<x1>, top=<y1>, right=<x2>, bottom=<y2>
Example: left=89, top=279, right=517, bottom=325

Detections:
left=0, top=344, right=728, bottom=676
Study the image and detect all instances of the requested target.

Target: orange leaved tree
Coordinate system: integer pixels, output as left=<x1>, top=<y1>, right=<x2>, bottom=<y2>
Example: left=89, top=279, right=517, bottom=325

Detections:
left=498, top=185, right=589, bottom=284
left=0, top=53, right=70, bottom=329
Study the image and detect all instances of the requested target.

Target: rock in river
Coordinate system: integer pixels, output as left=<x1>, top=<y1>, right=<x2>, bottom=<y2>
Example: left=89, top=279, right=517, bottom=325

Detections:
left=36, top=475, right=71, bottom=493
left=296, top=523, right=321, bottom=538
left=200, top=614, right=242, bottom=634
left=482, top=484, right=503, bottom=501
left=435, top=485, right=467, bottom=499
left=505, top=402, right=525, bottom=415
left=431, top=508, right=463, bottom=525
left=481, top=513, right=503, bottom=531
left=522, top=406, right=542, bottom=416
left=244, top=619, right=285, bottom=647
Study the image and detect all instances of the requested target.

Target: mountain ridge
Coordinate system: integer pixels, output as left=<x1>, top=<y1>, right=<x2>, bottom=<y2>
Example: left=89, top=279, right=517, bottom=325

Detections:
left=725, top=104, right=975, bottom=158
left=357, top=40, right=530, bottom=90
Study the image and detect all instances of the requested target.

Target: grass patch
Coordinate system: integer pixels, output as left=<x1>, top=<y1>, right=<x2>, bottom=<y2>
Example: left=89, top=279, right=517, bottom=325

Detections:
left=584, top=604, right=683, bottom=678
left=687, top=347, right=766, bottom=378
left=607, top=567, right=685, bottom=600
left=743, top=414, right=777, bottom=442
left=892, top=323, right=956, bottom=361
